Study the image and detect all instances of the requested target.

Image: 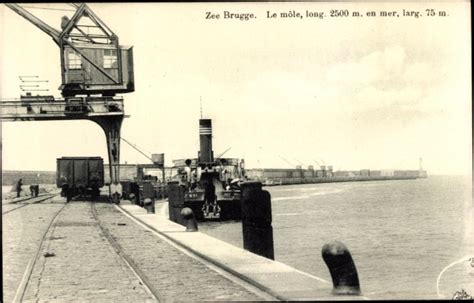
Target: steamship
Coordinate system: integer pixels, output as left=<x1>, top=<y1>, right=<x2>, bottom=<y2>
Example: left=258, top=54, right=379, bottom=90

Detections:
left=172, top=119, right=245, bottom=221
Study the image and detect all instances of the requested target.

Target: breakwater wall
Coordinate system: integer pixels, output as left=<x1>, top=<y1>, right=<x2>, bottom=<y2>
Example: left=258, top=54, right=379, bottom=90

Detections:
left=245, top=168, right=427, bottom=186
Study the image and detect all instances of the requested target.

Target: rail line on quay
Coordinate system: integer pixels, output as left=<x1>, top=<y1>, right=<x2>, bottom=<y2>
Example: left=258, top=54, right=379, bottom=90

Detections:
left=12, top=200, right=68, bottom=303
left=90, top=202, right=161, bottom=302
left=2, top=194, right=58, bottom=215
left=11, top=201, right=159, bottom=302
left=7, top=198, right=277, bottom=301
left=114, top=203, right=279, bottom=301
left=2, top=193, right=56, bottom=205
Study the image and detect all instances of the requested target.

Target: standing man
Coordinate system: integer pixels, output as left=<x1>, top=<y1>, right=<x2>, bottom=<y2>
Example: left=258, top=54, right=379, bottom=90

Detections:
left=16, top=178, right=23, bottom=198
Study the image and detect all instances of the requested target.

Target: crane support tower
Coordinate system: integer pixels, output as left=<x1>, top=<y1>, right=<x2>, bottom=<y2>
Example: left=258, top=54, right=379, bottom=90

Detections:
left=2, top=3, right=135, bottom=202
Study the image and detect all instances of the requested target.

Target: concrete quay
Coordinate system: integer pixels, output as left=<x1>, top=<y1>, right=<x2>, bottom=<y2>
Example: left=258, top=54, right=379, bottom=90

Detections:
left=3, top=196, right=367, bottom=301
left=3, top=198, right=266, bottom=302
left=121, top=200, right=367, bottom=301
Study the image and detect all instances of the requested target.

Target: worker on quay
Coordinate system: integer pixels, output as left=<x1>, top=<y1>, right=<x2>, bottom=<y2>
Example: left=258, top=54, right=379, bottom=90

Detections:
left=184, top=159, right=193, bottom=189
left=230, top=178, right=241, bottom=191
left=16, top=178, right=23, bottom=198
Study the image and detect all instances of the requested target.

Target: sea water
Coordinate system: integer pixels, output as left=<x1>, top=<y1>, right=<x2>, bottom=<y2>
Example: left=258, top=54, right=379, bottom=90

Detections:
left=199, top=175, right=473, bottom=299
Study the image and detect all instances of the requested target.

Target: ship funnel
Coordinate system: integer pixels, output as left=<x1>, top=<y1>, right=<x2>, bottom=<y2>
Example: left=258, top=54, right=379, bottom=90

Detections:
left=199, top=119, right=214, bottom=163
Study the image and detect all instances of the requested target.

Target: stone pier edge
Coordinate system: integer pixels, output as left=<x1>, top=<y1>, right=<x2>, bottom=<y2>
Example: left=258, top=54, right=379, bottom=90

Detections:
left=116, top=201, right=368, bottom=301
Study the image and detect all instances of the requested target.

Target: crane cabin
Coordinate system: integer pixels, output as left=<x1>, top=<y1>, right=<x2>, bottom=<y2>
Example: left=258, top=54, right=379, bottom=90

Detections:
left=5, top=3, right=135, bottom=97
left=61, top=44, right=134, bottom=96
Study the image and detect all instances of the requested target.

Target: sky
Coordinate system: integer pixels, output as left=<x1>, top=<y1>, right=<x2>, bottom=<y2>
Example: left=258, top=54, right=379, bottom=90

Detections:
left=1, top=2, right=471, bottom=175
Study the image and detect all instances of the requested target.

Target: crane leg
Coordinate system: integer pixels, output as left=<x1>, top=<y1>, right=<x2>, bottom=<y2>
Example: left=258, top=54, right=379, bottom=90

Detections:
left=91, top=116, right=123, bottom=203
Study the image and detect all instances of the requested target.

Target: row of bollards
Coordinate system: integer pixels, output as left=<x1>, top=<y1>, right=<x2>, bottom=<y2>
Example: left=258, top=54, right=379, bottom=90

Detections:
left=167, top=180, right=361, bottom=296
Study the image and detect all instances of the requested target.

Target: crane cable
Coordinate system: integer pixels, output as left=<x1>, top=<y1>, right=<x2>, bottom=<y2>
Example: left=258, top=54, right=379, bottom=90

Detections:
left=215, top=147, right=232, bottom=159
left=120, top=137, right=155, bottom=163
left=278, top=155, right=295, bottom=168
left=19, top=5, right=76, bottom=12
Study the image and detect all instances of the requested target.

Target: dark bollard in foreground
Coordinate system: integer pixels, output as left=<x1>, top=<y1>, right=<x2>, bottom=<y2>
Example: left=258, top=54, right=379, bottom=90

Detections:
left=322, top=241, right=361, bottom=295
left=241, top=181, right=274, bottom=260
left=180, top=207, right=198, bottom=232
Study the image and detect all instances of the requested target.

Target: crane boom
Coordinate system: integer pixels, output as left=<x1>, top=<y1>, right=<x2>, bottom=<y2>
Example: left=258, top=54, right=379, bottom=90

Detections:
left=278, top=155, right=295, bottom=168
left=294, top=158, right=305, bottom=166
left=313, top=159, right=321, bottom=168
left=4, top=3, right=61, bottom=44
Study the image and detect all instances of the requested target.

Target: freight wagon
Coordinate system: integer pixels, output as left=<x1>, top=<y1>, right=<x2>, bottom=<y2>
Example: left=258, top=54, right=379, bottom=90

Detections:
left=56, top=157, right=104, bottom=201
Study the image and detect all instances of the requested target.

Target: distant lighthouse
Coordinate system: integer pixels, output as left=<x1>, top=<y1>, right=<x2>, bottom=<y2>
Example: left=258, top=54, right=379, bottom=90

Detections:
left=418, top=157, right=427, bottom=178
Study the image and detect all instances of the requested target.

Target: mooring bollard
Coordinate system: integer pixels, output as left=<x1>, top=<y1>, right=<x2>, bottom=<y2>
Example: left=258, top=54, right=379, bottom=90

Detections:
left=142, top=182, right=155, bottom=213
left=241, top=181, right=274, bottom=260
left=144, top=198, right=155, bottom=214
left=130, top=182, right=140, bottom=204
left=322, top=241, right=361, bottom=295
left=167, top=181, right=185, bottom=225
left=180, top=207, right=198, bottom=232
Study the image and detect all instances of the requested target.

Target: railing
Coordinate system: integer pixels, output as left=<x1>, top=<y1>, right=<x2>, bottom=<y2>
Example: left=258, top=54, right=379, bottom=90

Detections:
left=0, top=96, right=125, bottom=120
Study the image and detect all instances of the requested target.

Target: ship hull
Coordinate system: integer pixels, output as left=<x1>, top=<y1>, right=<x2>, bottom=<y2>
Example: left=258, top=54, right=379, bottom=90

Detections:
left=183, top=199, right=241, bottom=221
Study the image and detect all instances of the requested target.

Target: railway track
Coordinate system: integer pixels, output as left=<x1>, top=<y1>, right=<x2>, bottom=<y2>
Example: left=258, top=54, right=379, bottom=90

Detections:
left=2, top=194, right=58, bottom=215
left=90, top=202, right=161, bottom=302
left=8, top=200, right=268, bottom=302
left=11, top=201, right=67, bottom=303
left=11, top=201, right=158, bottom=302
left=2, top=193, right=54, bottom=205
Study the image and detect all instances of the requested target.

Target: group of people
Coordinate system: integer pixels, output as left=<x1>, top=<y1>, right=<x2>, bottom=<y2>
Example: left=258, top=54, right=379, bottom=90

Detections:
left=15, top=178, right=39, bottom=198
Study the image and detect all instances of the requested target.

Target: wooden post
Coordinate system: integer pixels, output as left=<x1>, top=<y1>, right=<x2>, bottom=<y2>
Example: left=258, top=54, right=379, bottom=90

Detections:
left=240, top=181, right=274, bottom=260
left=167, top=181, right=185, bottom=225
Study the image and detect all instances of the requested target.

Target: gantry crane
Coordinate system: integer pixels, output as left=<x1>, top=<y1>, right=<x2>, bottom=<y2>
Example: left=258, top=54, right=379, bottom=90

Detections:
left=4, top=3, right=134, bottom=97
left=2, top=3, right=135, bottom=202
